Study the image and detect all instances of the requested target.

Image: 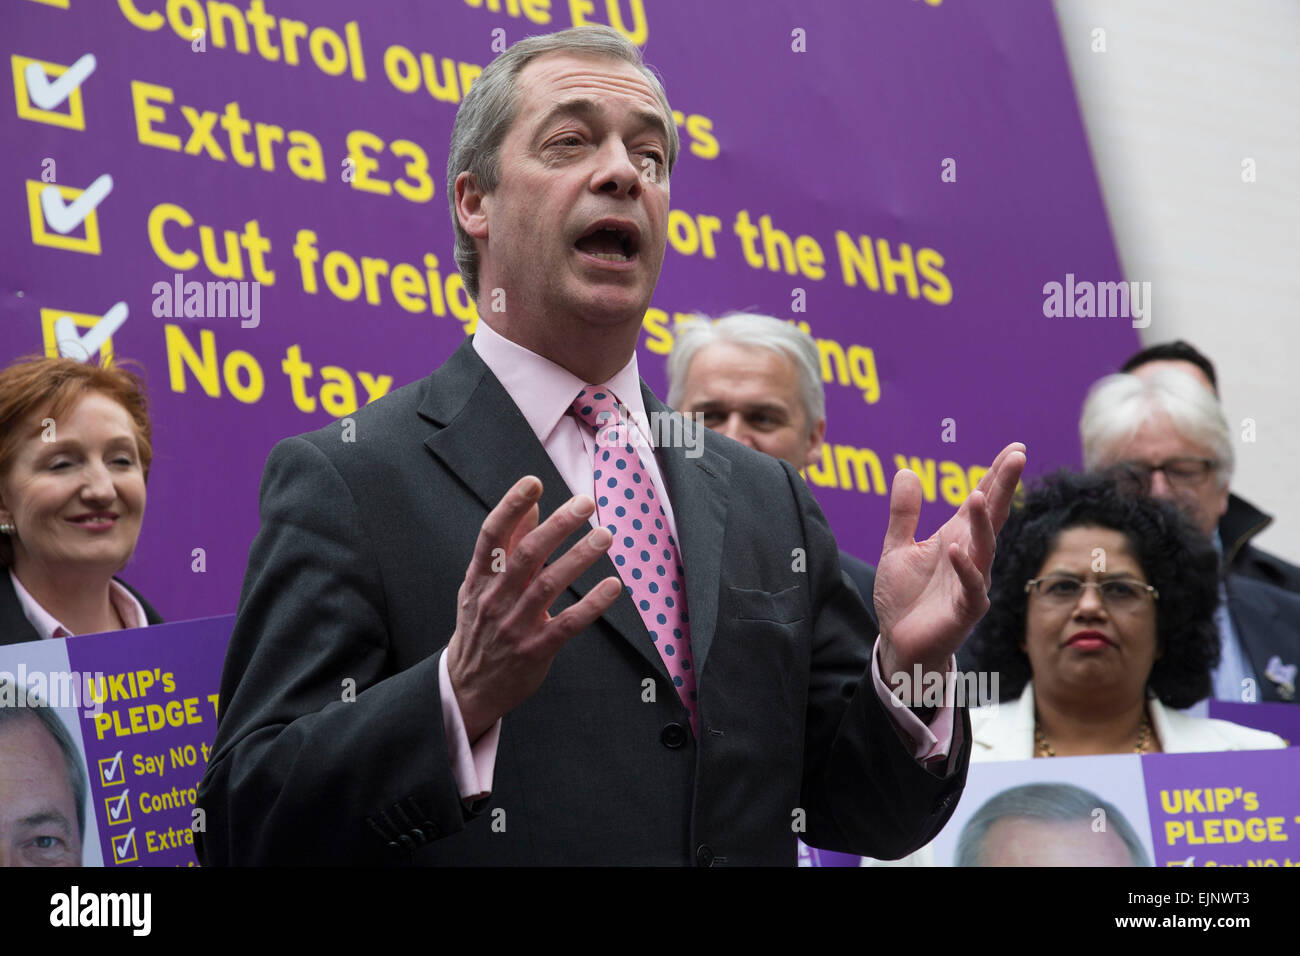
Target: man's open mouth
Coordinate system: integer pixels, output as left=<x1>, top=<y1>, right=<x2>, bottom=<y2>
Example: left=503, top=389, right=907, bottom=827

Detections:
left=574, top=221, right=640, bottom=262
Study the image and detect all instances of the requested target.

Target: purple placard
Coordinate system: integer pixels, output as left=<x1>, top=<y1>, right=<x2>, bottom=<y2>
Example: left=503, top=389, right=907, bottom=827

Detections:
left=799, top=841, right=861, bottom=867
left=2, top=1, right=1131, bottom=624
left=1142, top=749, right=1300, bottom=868
left=65, top=615, right=232, bottom=867
left=1207, top=701, right=1300, bottom=748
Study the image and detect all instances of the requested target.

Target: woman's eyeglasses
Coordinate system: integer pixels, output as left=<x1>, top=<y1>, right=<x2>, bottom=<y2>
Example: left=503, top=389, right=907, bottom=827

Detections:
left=1025, top=574, right=1159, bottom=609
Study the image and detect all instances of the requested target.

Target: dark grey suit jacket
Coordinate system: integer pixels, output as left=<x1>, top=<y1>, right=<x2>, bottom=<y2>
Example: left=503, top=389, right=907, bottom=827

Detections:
left=1221, top=493, right=1300, bottom=596
left=1227, top=574, right=1300, bottom=703
left=196, top=339, right=970, bottom=865
left=839, top=551, right=878, bottom=633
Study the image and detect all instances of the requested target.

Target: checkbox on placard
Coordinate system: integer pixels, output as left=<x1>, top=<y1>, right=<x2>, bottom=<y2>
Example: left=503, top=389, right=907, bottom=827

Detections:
left=40, top=304, right=126, bottom=363
left=27, top=180, right=106, bottom=253
left=98, top=751, right=124, bottom=788
left=105, top=789, right=131, bottom=826
left=11, top=54, right=91, bottom=129
left=112, top=828, right=138, bottom=864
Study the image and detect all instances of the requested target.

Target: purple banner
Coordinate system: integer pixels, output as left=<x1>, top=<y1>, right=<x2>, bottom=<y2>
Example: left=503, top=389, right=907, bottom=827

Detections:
left=3, top=1, right=1132, bottom=622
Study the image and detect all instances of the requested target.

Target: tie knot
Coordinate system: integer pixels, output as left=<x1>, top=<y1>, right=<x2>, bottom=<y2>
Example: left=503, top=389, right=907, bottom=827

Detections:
left=570, top=385, right=621, bottom=432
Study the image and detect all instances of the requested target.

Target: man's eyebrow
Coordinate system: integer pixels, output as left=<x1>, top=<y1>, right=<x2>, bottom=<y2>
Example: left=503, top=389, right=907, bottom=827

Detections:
left=533, top=97, right=671, bottom=145
left=688, top=399, right=789, bottom=416
left=19, top=810, right=73, bottom=834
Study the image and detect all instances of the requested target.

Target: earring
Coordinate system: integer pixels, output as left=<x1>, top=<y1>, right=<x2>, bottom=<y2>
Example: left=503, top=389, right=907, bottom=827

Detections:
left=0, top=523, right=13, bottom=535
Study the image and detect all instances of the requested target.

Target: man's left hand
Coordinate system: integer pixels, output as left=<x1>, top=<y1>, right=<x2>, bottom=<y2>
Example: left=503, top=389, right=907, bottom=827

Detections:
left=874, top=442, right=1026, bottom=691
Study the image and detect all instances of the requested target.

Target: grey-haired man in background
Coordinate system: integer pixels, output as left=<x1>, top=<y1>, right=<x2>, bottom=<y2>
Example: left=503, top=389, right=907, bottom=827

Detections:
left=668, top=312, right=878, bottom=627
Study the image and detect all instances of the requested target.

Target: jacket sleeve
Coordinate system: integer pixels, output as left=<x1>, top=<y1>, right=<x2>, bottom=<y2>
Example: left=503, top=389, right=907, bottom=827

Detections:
left=195, top=436, right=473, bottom=865
left=786, top=462, right=972, bottom=860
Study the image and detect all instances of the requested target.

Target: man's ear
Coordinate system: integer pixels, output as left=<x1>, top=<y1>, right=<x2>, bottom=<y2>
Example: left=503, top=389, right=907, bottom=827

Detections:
left=454, top=171, right=490, bottom=240
left=802, top=418, right=827, bottom=470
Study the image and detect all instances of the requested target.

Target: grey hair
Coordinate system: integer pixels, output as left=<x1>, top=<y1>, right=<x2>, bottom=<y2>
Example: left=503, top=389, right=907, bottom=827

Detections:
left=955, top=782, right=1150, bottom=867
left=1080, top=368, right=1235, bottom=489
left=0, top=675, right=88, bottom=841
left=446, top=25, right=680, bottom=300
left=666, top=313, right=826, bottom=435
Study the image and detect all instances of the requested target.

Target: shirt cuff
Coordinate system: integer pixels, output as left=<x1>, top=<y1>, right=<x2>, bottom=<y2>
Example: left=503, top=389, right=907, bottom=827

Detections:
left=438, top=649, right=501, bottom=802
left=870, top=636, right=955, bottom=764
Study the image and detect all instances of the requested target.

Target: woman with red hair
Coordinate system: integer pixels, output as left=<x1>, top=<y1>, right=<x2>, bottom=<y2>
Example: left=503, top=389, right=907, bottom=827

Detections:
left=0, top=356, right=161, bottom=641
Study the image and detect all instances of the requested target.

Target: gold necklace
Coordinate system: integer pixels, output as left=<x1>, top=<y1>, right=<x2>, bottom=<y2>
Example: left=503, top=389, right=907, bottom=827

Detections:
left=1034, top=712, right=1154, bottom=757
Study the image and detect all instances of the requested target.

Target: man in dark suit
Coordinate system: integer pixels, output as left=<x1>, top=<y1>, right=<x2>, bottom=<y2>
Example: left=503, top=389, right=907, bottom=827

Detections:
left=196, top=26, right=1025, bottom=865
left=666, top=312, right=878, bottom=626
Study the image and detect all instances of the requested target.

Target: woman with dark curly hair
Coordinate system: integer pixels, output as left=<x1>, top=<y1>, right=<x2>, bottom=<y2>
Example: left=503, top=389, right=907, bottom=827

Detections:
left=963, top=470, right=1283, bottom=757
left=865, top=471, right=1284, bottom=867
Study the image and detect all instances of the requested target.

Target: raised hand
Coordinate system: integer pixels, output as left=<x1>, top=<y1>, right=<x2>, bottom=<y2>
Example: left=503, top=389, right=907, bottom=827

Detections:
left=446, top=476, right=624, bottom=742
left=874, top=443, right=1026, bottom=689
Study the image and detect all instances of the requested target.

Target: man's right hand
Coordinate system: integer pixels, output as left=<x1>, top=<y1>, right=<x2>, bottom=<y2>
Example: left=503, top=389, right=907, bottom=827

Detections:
left=446, top=475, right=623, bottom=743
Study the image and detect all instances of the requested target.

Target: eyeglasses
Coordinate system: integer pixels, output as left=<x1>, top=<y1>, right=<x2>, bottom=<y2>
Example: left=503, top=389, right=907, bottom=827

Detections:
left=1025, top=575, right=1159, bottom=609
left=1107, top=458, right=1218, bottom=491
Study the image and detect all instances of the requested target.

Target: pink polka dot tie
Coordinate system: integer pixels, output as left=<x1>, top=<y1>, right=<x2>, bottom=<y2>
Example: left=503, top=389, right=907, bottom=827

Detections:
left=570, top=385, right=698, bottom=735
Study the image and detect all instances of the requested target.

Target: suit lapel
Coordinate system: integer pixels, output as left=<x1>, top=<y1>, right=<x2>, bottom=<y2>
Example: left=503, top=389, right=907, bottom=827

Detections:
left=0, top=572, right=41, bottom=645
left=1229, top=579, right=1297, bottom=702
left=643, top=387, right=730, bottom=672
left=418, top=341, right=668, bottom=679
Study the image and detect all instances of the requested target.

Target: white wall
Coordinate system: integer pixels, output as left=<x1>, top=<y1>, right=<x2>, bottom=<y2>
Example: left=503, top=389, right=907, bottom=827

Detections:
left=1053, top=0, right=1300, bottom=563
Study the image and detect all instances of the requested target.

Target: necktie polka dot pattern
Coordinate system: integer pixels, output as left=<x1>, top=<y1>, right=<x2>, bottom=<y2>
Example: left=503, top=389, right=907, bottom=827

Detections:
left=570, top=385, right=698, bottom=735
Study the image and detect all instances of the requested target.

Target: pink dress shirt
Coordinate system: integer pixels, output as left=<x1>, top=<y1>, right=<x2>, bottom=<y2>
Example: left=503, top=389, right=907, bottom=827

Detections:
left=9, top=568, right=148, bottom=638
left=439, top=319, right=955, bottom=801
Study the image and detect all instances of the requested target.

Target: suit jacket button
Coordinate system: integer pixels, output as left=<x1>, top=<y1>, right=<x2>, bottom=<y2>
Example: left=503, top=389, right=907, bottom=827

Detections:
left=661, top=723, right=686, bottom=749
left=695, top=844, right=715, bottom=867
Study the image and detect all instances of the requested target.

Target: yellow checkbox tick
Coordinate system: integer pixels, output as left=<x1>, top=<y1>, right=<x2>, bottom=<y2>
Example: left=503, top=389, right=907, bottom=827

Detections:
left=11, top=55, right=86, bottom=129
left=40, top=307, right=119, bottom=363
left=27, top=180, right=104, bottom=253
left=97, top=751, right=124, bottom=788
left=105, top=789, right=132, bottom=826
left=112, top=828, right=138, bottom=864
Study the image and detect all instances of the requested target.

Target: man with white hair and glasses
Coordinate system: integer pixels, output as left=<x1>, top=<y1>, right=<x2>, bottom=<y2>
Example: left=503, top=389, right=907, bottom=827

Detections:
left=1079, top=367, right=1300, bottom=704
left=1119, top=339, right=1300, bottom=595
